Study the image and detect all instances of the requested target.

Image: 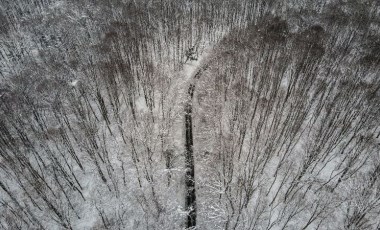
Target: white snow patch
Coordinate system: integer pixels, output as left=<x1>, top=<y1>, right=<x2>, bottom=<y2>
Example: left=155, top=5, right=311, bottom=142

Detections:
left=50, top=0, right=65, bottom=9
left=135, top=96, right=148, bottom=112
left=74, top=207, right=97, bottom=229
left=280, top=77, right=289, bottom=89
left=31, top=49, right=39, bottom=57
left=70, top=80, right=79, bottom=86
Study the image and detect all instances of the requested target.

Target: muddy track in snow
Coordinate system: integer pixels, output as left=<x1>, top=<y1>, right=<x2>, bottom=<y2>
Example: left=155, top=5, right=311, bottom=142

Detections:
left=184, top=63, right=210, bottom=228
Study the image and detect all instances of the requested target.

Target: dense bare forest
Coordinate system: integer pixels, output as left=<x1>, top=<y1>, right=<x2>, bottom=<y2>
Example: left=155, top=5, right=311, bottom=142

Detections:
left=0, top=0, right=380, bottom=229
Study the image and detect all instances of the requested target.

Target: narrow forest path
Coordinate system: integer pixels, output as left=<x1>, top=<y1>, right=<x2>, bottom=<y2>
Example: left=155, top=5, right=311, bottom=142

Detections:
left=162, top=47, right=211, bottom=229
left=159, top=44, right=214, bottom=229
left=164, top=46, right=211, bottom=152
left=182, top=49, right=213, bottom=229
